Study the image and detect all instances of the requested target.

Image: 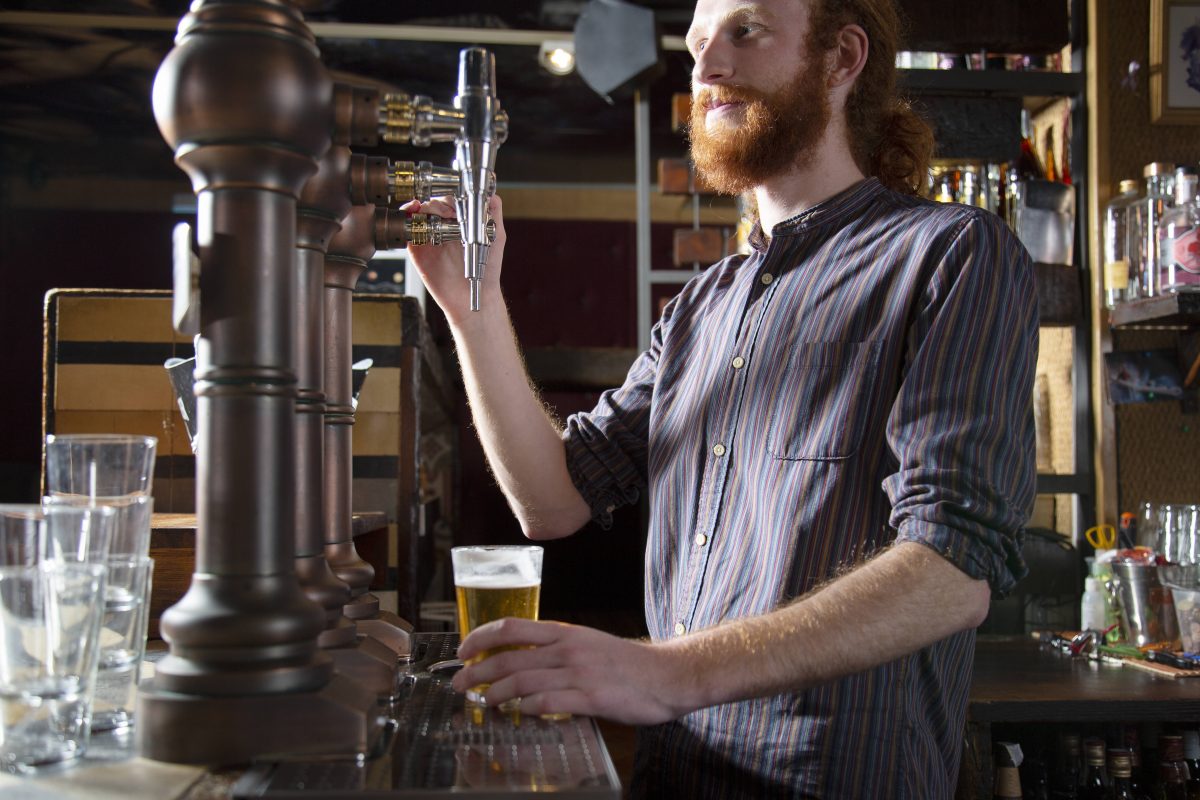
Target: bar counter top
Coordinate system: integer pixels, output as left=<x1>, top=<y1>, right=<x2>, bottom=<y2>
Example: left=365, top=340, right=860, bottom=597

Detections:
left=6, top=635, right=1199, bottom=798
left=970, top=635, right=1200, bottom=723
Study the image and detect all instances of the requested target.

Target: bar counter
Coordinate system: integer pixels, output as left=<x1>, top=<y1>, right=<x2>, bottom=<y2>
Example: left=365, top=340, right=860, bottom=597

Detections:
left=6, top=634, right=1198, bottom=797
left=960, top=635, right=1200, bottom=799
left=970, top=635, right=1200, bottom=722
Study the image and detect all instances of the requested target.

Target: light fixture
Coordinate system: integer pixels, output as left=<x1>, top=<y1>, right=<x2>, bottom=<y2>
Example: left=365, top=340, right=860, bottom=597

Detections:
left=538, top=39, right=576, bottom=76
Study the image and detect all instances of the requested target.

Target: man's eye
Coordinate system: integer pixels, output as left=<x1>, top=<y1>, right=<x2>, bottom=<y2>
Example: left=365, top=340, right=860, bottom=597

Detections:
left=734, top=23, right=759, bottom=39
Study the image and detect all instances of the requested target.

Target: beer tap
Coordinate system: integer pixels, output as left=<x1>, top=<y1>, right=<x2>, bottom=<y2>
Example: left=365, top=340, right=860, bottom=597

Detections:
left=453, top=48, right=505, bottom=312
left=377, top=48, right=507, bottom=310
left=374, top=207, right=497, bottom=251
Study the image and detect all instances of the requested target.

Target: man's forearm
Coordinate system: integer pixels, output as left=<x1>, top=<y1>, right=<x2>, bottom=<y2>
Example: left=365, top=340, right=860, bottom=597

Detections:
left=660, top=541, right=991, bottom=712
left=450, top=292, right=591, bottom=538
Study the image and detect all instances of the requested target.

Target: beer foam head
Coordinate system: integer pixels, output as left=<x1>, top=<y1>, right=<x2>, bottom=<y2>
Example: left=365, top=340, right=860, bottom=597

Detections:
left=452, top=545, right=543, bottom=585
left=455, top=574, right=540, bottom=589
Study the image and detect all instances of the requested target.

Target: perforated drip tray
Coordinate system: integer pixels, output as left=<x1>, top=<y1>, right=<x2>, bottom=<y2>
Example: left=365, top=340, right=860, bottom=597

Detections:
left=232, top=632, right=621, bottom=798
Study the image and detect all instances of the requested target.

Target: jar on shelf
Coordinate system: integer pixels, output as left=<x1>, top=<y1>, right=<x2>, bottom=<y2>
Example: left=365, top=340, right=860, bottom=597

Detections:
left=1159, top=169, right=1200, bottom=293
left=1136, top=162, right=1175, bottom=297
left=1103, top=179, right=1142, bottom=308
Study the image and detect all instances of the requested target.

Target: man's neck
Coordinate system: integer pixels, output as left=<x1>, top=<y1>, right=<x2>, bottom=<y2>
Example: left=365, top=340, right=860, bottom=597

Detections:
left=753, top=122, right=867, bottom=235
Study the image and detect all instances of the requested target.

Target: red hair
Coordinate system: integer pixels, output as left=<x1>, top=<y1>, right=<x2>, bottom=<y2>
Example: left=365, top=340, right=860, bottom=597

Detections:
left=807, top=0, right=934, bottom=195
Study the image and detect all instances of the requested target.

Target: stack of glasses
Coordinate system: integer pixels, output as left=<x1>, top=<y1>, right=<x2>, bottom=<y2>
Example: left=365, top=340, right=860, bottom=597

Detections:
left=1137, top=502, right=1200, bottom=655
left=0, top=434, right=156, bottom=774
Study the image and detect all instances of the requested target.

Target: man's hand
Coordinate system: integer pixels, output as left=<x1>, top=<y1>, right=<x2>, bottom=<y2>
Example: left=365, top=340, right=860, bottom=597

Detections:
left=403, top=193, right=507, bottom=327
left=451, top=619, right=690, bottom=725
left=448, top=544, right=989, bottom=724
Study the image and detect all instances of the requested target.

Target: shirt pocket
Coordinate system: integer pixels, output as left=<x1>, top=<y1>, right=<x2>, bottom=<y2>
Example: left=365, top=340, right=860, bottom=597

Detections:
left=765, top=340, right=882, bottom=461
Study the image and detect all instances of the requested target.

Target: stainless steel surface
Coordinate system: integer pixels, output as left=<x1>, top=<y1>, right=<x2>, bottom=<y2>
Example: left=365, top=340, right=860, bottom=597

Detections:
left=232, top=633, right=621, bottom=798
left=1113, top=561, right=1180, bottom=647
left=452, top=47, right=505, bottom=312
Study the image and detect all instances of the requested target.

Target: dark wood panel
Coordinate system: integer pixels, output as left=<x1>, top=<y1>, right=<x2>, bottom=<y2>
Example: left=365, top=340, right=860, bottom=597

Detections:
left=1035, top=261, right=1084, bottom=327
left=970, top=637, right=1200, bottom=723
left=899, top=0, right=1070, bottom=54
left=917, top=95, right=1022, bottom=162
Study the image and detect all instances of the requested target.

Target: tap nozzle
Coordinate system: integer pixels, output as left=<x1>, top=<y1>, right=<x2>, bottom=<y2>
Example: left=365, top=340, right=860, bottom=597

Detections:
left=388, top=161, right=463, bottom=204
left=379, top=91, right=464, bottom=147
left=374, top=207, right=495, bottom=250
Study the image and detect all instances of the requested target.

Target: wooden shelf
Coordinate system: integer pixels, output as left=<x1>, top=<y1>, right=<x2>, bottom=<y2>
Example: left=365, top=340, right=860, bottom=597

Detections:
left=1109, top=293, right=1200, bottom=328
left=898, top=68, right=1084, bottom=97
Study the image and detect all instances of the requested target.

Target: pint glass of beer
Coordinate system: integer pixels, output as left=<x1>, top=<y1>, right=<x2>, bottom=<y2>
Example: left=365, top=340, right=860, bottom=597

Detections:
left=451, top=545, right=543, bottom=704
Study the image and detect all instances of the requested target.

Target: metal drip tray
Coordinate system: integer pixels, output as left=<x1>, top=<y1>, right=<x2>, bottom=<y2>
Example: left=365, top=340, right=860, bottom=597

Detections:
left=232, top=633, right=621, bottom=798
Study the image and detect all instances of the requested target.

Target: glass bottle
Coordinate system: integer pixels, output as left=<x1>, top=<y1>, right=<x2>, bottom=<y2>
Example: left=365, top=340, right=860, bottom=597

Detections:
left=1056, top=733, right=1084, bottom=800
left=1159, top=734, right=1191, bottom=800
left=995, top=741, right=1024, bottom=799
left=1044, top=125, right=1059, bottom=183
left=1017, top=108, right=1047, bottom=181
left=1159, top=171, right=1200, bottom=293
left=1108, top=749, right=1138, bottom=799
left=1184, top=730, right=1200, bottom=799
left=1084, top=738, right=1111, bottom=800
left=1136, top=162, right=1176, bottom=297
left=1061, top=109, right=1073, bottom=185
left=1124, top=725, right=1150, bottom=800
left=1089, top=738, right=1113, bottom=800
left=934, top=170, right=955, bottom=203
left=1104, top=179, right=1142, bottom=308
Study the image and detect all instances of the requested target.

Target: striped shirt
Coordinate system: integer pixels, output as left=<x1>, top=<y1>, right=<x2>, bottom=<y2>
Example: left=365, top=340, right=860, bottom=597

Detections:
left=562, top=178, right=1037, bottom=799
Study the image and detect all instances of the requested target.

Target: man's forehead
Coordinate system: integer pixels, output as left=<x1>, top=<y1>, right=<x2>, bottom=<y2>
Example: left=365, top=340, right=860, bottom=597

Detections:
left=688, top=0, right=802, bottom=36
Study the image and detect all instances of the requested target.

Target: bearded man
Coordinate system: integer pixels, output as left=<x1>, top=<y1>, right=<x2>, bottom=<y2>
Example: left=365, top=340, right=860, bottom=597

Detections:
left=406, top=0, right=1037, bottom=796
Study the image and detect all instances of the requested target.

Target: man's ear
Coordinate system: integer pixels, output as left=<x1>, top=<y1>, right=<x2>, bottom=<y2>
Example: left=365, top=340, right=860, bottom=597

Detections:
left=828, top=23, right=868, bottom=89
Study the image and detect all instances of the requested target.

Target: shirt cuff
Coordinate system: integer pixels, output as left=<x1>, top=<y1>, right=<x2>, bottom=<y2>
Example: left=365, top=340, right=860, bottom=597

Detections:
left=893, top=518, right=1028, bottom=597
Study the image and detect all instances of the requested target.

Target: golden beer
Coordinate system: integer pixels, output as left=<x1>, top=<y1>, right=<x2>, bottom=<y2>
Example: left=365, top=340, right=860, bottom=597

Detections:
left=455, top=579, right=541, bottom=657
left=451, top=545, right=544, bottom=707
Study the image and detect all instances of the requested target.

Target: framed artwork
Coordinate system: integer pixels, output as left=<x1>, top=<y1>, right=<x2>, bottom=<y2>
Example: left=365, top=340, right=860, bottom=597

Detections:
left=1151, top=0, right=1200, bottom=123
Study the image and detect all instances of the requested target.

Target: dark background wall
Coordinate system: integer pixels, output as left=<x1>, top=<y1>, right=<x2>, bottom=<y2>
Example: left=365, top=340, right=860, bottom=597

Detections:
left=0, top=200, right=679, bottom=631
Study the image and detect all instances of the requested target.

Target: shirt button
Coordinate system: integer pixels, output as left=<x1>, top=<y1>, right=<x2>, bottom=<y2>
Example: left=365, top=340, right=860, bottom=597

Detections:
left=712, top=443, right=726, bottom=457
left=674, top=622, right=686, bottom=636
left=760, top=273, right=774, bottom=285
left=694, top=533, right=708, bottom=547
left=731, top=356, right=745, bottom=369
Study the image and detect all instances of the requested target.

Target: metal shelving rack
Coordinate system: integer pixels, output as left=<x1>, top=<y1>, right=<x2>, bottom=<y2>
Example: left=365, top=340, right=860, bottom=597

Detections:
left=632, top=1, right=1094, bottom=540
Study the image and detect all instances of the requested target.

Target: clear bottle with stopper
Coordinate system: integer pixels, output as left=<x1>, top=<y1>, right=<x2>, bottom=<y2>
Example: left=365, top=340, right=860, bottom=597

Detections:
left=1104, top=179, right=1142, bottom=308
left=1159, top=168, right=1200, bottom=293
left=1136, top=162, right=1175, bottom=297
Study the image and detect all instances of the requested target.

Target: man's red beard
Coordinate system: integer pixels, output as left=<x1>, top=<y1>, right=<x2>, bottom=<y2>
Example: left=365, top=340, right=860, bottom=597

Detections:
left=688, top=57, right=832, bottom=196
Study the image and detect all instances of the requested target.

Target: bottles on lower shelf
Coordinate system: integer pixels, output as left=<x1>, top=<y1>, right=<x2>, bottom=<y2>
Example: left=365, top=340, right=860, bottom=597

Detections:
left=986, top=721, right=1200, bottom=800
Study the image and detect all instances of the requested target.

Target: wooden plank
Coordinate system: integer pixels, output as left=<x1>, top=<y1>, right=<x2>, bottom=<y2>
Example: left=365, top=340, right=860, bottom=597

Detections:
left=898, top=0, right=1069, bottom=54
left=657, top=157, right=715, bottom=195
left=672, top=228, right=728, bottom=266
left=671, top=93, right=691, bottom=134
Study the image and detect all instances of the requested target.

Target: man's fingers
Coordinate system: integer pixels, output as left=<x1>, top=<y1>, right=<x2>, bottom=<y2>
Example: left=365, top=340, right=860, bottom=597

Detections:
left=419, top=196, right=457, bottom=219
left=457, top=618, right=567, bottom=660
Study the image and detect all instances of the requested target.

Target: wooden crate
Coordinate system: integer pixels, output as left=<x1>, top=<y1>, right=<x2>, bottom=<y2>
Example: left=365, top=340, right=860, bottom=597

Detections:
left=43, top=289, right=456, bottom=628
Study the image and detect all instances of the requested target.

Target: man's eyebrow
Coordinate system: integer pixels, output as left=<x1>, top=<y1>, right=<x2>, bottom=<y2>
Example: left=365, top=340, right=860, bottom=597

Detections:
left=685, top=5, right=771, bottom=53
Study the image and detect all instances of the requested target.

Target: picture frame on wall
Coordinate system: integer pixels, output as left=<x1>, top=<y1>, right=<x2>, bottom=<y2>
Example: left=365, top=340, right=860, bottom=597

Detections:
left=1151, top=0, right=1200, bottom=123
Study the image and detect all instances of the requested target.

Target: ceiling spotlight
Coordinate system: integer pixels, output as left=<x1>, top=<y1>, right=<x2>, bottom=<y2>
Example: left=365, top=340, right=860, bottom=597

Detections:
left=539, top=39, right=576, bottom=76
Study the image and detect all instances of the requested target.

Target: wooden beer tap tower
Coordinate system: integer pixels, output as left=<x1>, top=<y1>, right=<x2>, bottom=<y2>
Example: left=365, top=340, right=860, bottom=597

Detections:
left=323, top=200, right=413, bottom=655
left=295, top=141, right=400, bottom=698
left=137, top=0, right=383, bottom=763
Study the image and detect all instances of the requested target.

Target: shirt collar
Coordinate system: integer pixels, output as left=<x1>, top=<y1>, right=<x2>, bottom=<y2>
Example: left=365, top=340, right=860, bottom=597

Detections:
left=749, top=177, right=884, bottom=252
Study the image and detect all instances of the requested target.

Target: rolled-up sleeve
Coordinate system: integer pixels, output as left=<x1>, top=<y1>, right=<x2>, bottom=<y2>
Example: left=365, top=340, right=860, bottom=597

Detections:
left=562, top=306, right=668, bottom=529
left=883, top=212, right=1038, bottom=596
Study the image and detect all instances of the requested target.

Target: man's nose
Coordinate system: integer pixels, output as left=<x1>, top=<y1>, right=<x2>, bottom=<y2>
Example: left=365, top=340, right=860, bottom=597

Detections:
left=692, top=39, right=732, bottom=87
